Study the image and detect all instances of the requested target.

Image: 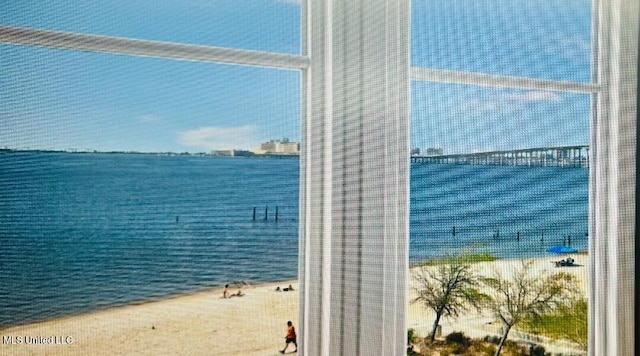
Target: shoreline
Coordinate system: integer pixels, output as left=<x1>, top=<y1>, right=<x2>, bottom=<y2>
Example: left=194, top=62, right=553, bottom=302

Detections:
left=408, top=248, right=589, bottom=268
left=0, top=278, right=297, bottom=330
left=1, top=255, right=588, bottom=355
left=1, top=279, right=299, bottom=355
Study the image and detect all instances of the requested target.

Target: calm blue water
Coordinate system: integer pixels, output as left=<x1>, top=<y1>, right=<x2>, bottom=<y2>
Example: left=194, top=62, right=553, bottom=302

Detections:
left=410, top=164, right=588, bottom=261
left=0, top=152, right=300, bottom=327
left=0, top=152, right=587, bottom=327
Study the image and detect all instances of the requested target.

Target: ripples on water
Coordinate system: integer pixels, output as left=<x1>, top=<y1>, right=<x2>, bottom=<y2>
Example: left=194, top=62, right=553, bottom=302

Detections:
left=0, top=153, right=299, bottom=327
left=0, top=152, right=587, bottom=327
left=410, top=163, right=588, bottom=261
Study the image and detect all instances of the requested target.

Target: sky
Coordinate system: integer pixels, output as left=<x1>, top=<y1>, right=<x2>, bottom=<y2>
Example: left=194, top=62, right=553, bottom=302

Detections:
left=0, top=0, right=592, bottom=154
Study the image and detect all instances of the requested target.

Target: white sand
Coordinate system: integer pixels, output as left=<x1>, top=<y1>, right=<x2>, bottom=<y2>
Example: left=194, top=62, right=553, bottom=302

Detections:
left=1, top=255, right=588, bottom=355
left=0, top=281, right=299, bottom=356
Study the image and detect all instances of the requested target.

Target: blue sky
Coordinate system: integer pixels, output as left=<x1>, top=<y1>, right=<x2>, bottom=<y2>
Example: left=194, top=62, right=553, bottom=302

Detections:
left=0, top=0, right=591, bottom=153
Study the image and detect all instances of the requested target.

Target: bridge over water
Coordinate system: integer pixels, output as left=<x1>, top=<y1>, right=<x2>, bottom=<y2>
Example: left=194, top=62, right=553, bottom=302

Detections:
left=411, top=145, right=589, bottom=168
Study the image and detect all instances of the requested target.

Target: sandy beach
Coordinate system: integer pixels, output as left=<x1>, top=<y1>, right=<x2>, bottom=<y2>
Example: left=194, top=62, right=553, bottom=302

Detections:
left=408, top=254, right=589, bottom=355
left=1, top=255, right=587, bottom=355
left=0, top=281, right=299, bottom=356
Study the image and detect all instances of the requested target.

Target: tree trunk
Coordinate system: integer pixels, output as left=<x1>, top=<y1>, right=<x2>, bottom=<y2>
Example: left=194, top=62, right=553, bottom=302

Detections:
left=494, top=324, right=512, bottom=356
left=430, top=311, right=443, bottom=342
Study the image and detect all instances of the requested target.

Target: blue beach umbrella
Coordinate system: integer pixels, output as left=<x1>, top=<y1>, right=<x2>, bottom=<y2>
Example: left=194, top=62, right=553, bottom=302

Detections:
left=546, top=245, right=578, bottom=254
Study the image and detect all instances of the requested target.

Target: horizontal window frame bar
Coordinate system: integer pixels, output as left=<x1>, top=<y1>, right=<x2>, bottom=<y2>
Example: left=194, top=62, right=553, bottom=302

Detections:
left=0, top=25, right=309, bottom=70
left=412, top=66, right=601, bottom=93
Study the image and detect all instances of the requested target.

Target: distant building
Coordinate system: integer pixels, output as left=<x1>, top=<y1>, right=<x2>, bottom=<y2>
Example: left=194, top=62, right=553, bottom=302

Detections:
left=425, top=148, right=444, bottom=156
left=260, top=138, right=299, bottom=155
left=410, top=148, right=421, bottom=156
left=211, top=149, right=254, bottom=157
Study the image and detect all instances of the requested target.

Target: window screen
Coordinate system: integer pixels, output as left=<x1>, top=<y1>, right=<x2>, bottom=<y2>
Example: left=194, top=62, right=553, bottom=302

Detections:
left=0, top=1, right=302, bottom=354
left=408, top=1, right=592, bottom=354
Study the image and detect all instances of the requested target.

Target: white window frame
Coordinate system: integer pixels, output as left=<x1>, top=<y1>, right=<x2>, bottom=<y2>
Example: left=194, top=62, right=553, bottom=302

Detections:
left=301, top=1, right=410, bottom=354
left=302, top=0, right=636, bottom=355
left=0, top=0, right=636, bottom=354
left=588, top=0, right=637, bottom=354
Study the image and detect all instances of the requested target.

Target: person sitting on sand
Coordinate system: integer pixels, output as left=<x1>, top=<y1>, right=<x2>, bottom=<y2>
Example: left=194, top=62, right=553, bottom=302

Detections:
left=280, top=321, right=297, bottom=354
left=229, top=290, right=244, bottom=298
left=275, top=286, right=281, bottom=292
left=283, top=284, right=294, bottom=292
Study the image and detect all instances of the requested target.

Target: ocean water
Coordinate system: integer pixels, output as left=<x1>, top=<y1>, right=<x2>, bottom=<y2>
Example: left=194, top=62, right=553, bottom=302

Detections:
left=0, top=152, right=300, bottom=327
left=0, top=152, right=588, bottom=327
left=410, top=163, right=588, bottom=261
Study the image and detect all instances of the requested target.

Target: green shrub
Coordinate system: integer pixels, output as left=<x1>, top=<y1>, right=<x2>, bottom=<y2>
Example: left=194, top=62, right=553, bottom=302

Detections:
left=521, top=298, right=587, bottom=349
left=483, top=335, right=502, bottom=345
left=467, top=342, right=497, bottom=356
left=445, top=331, right=471, bottom=346
left=529, top=344, right=548, bottom=356
left=413, top=252, right=497, bottom=267
left=407, top=328, right=420, bottom=345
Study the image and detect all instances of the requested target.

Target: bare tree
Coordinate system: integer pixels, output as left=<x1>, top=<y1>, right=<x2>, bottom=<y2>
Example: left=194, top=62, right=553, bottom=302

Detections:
left=411, top=259, right=487, bottom=342
left=482, top=260, right=579, bottom=356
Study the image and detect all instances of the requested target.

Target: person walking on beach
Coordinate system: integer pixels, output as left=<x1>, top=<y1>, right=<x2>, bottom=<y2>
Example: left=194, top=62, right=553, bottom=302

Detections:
left=223, top=284, right=229, bottom=299
left=280, top=321, right=297, bottom=353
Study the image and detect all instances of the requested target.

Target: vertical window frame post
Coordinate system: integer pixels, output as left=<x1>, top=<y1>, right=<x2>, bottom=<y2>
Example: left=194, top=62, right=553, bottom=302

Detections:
left=301, top=0, right=411, bottom=355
